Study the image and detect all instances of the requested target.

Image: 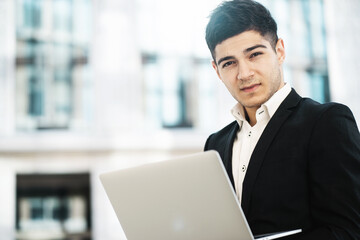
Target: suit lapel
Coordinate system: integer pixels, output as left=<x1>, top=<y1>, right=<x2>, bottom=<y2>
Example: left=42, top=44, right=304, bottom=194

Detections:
left=224, top=123, right=239, bottom=188
left=241, top=89, right=302, bottom=214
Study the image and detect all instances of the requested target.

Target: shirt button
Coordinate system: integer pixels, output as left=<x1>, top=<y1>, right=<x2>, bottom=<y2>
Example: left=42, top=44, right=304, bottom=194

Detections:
left=242, top=165, right=246, bottom=172
left=248, top=131, right=251, bottom=137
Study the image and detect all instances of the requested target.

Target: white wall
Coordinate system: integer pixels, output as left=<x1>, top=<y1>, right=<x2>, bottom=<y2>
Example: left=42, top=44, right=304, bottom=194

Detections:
left=325, top=0, right=360, bottom=125
left=0, top=159, right=16, bottom=240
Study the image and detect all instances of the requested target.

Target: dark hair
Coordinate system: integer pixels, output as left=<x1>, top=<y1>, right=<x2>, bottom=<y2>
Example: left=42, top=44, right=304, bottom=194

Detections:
left=205, top=0, right=278, bottom=60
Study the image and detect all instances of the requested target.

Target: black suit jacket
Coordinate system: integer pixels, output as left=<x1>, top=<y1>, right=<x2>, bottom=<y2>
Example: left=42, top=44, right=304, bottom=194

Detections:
left=204, top=89, right=360, bottom=240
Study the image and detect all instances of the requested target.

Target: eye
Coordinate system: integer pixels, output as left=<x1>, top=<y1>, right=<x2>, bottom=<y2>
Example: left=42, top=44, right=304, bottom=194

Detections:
left=249, top=52, right=263, bottom=59
left=222, top=60, right=236, bottom=68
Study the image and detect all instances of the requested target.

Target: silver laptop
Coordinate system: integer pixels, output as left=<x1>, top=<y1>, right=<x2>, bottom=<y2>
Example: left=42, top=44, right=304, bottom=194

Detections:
left=100, top=150, right=301, bottom=240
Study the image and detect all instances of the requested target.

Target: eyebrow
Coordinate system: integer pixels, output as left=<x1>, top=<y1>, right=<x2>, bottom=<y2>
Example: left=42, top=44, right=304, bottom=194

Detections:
left=216, top=44, right=268, bottom=66
left=244, top=44, right=267, bottom=53
left=217, top=56, right=235, bottom=66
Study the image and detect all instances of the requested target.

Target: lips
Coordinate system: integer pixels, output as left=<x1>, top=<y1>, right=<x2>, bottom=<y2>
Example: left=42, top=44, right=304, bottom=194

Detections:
left=241, top=83, right=260, bottom=92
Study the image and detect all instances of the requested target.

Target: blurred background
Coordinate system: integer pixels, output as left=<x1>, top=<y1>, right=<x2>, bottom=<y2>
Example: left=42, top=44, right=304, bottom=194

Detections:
left=0, top=0, right=359, bottom=239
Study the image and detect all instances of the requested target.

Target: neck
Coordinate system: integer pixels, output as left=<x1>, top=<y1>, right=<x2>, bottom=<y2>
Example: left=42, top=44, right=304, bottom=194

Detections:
left=244, top=107, right=258, bottom=127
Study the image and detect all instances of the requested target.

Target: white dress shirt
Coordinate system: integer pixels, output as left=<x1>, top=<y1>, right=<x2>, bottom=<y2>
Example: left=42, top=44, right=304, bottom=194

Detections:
left=231, top=83, right=291, bottom=203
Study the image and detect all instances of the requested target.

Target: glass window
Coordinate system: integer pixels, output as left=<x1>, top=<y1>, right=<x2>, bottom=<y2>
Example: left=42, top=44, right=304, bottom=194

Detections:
left=16, top=173, right=91, bottom=239
left=136, top=0, right=221, bottom=130
left=264, top=0, right=329, bottom=103
left=15, top=0, right=92, bottom=131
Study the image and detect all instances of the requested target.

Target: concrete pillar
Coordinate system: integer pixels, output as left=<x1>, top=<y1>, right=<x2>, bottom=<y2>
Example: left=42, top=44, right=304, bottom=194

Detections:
left=92, top=0, right=143, bottom=135
left=0, top=0, right=15, bottom=135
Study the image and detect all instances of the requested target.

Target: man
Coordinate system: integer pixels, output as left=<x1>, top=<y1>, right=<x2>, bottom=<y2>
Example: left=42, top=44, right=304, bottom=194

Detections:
left=204, top=0, right=360, bottom=239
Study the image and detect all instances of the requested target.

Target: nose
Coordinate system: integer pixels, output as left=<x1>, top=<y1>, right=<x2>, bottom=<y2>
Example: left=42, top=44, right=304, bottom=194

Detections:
left=237, top=61, right=254, bottom=81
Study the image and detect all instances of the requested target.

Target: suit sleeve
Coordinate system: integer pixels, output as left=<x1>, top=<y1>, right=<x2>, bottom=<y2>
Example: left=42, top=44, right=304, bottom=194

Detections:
left=204, top=134, right=213, bottom=151
left=296, top=104, right=360, bottom=240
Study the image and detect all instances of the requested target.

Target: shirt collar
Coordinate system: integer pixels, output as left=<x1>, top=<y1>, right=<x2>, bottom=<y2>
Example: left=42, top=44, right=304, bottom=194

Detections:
left=263, top=82, right=291, bottom=118
left=231, top=83, right=291, bottom=124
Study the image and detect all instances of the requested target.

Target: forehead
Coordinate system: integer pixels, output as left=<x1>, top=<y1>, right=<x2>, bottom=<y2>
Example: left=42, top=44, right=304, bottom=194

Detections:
left=214, top=30, right=271, bottom=60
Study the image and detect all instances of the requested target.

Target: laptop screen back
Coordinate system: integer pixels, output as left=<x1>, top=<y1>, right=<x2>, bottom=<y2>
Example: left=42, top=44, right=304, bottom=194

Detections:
left=100, top=150, right=254, bottom=240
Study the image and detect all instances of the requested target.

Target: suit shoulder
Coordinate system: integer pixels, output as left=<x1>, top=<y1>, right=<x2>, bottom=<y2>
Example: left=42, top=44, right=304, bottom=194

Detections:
left=204, top=121, right=238, bottom=151
left=299, top=98, right=352, bottom=116
left=294, top=98, right=358, bottom=130
left=211, top=121, right=238, bottom=137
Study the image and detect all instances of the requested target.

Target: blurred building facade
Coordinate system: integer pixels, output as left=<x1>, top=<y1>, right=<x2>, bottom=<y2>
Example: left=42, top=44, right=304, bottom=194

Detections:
left=0, top=0, right=359, bottom=239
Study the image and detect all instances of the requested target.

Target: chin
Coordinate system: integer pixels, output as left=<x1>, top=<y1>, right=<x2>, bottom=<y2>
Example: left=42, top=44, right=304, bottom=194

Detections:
left=241, top=98, right=267, bottom=109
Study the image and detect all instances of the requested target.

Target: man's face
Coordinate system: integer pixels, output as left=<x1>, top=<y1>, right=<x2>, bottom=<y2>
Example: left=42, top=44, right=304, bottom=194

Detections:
left=212, top=30, right=285, bottom=112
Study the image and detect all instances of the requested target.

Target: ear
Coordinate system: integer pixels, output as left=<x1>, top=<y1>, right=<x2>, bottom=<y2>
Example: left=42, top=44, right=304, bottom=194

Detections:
left=275, top=38, right=286, bottom=65
left=212, top=60, right=222, bottom=80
